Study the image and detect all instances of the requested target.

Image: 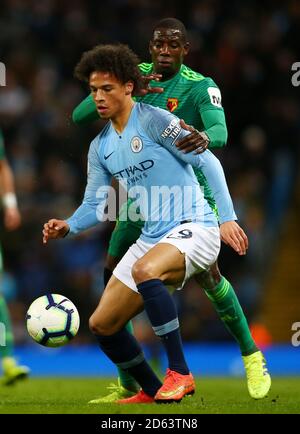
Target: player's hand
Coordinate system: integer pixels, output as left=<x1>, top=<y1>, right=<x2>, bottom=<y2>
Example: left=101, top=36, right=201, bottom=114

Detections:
left=176, top=119, right=210, bottom=154
left=220, top=221, right=248, bottom=255
left=43, top=219, right=69, bottom=244
left=4, top=207, right=21, bottom=231
left=133, top=73, right=164, bottom=97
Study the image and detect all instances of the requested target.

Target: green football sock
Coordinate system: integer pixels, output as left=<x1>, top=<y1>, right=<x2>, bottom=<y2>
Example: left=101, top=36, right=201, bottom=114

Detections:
left=117, top=321, right=139, bottom=391
left=0, top=294, right=14, bottom=358
left=204, top=277, right=258, bottom=356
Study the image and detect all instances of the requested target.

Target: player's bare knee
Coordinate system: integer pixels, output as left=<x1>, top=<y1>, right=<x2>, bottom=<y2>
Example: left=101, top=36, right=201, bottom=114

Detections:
left=132, top=260, right=157, bottom=283
left=89, top=315, right=99, bottom=334
left=89, top=315, right=111, bottom=336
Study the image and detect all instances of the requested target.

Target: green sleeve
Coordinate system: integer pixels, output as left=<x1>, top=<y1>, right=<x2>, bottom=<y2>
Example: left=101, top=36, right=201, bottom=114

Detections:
left=0, top=130, right=6, bottom=159
left=191, top=78, right=227, bottom=148
left=72, top=94, right=99, bottom=124
left=202, top=109, right=228, bottom=149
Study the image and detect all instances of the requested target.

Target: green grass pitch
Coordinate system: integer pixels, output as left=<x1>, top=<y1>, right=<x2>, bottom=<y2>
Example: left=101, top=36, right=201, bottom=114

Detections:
left=0, top=377, right=299, bottom=414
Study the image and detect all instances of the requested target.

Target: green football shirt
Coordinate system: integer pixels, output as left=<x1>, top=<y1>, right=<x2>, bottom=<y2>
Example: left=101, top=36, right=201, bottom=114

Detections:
left=137, top=63, right=223, bottom=131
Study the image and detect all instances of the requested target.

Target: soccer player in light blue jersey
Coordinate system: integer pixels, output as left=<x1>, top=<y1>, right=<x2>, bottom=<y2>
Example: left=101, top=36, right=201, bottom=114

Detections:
left=43, top=44, right=271, bottom=403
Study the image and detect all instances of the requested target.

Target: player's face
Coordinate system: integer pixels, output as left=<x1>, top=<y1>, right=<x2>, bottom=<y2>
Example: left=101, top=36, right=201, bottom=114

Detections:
left=149, top=29, right=190, bottom=79
left=89, top=71, right=133, bottom=120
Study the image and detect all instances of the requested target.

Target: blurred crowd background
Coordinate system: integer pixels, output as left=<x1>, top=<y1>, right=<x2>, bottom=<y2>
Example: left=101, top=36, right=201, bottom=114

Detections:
left=0, top=0, right=299, bottom=347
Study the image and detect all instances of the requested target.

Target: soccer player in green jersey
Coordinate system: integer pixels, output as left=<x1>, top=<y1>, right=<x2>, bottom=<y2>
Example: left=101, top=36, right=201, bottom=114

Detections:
left=0, top=129, right=30, bottom=385
left=72, top=18, right=271, bottom=401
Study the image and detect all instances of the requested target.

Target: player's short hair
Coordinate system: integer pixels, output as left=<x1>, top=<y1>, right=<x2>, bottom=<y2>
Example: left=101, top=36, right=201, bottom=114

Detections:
left=152, top=18, right=188, bottom=42
left=74, top=44, right=142, bottom=91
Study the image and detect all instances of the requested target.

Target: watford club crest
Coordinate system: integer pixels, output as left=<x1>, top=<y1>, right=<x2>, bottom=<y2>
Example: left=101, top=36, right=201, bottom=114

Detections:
left=167, top=98, right=179, bottom=112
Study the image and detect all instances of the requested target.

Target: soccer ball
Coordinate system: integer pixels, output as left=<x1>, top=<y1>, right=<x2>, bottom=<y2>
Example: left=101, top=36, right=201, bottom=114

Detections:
left=26, top=294, right=80, bottom=347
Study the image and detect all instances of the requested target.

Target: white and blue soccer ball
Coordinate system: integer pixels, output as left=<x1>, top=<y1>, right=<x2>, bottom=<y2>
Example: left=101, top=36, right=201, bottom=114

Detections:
left=26, top=294, right=80, bottom=347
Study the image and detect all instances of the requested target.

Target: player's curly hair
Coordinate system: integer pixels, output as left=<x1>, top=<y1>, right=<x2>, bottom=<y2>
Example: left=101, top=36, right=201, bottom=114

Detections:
left=74, top=43, right=143, bottom=92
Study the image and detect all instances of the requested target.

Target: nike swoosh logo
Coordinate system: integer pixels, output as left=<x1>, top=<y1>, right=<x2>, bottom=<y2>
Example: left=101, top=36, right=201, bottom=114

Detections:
left=159, top=385, right=185, bottom=398
left=159, top=383, right=194, bottom=398
left=104, top=151, right=114, bottom=160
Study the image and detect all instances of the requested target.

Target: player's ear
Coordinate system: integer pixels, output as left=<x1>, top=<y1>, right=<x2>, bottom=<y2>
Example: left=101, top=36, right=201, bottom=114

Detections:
left=149, top=40, right=153, bottom=55
left=125, top=81, right=134, bottom=95
left=183, top=42, right=190, bottom=56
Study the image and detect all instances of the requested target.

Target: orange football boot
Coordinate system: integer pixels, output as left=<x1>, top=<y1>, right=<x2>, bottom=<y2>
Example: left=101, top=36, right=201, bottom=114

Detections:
left=154, top=369, right=195, bottom=402
left=117, top=390, right=155, bottom=404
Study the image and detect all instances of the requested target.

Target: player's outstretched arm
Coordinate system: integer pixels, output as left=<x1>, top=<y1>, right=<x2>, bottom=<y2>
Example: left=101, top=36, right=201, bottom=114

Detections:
left=43, top=219, right=69, bottom=244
